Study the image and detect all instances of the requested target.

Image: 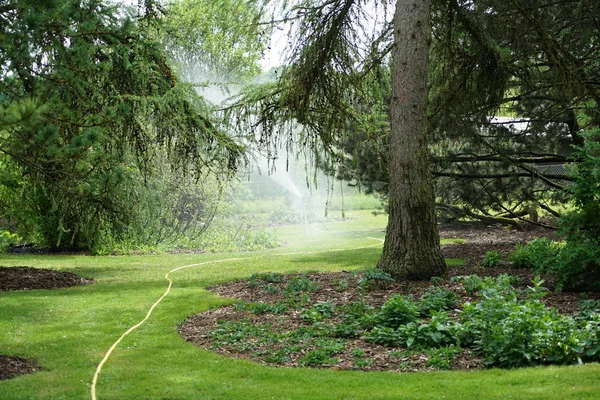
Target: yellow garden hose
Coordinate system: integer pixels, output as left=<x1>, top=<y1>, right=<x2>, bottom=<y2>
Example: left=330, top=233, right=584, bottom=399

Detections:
left=91, top=258, right=242, bottom=400
left=90, top=238, right=384, bottom=399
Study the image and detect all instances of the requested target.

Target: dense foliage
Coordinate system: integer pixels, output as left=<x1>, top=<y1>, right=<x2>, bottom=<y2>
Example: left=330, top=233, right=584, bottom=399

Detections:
left=0, top=0, right=263, bottom=251
left=209, top=272, right=600, bottom=369
left=507, top=129, right=600, bottom=289
left=159, top=0, right=266, bottom=83
left=316, top=0, right=600, bottom=227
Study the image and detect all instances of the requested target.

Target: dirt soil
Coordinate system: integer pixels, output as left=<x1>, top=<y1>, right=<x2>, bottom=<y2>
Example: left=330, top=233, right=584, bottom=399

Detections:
left=179, top=224, right=600, bottom=373
left=0, top=266, right=94, bottom=291
left=0, top=266, right=93, bottom=380
left=0, top=356, right=38, bottom=380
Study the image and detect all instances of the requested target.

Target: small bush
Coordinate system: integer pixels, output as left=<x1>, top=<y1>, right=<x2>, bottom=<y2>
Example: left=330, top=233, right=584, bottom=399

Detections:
left=331, top=321, right=363, bottom=338
left=458, top=276, right=595, bottom=367
left=285, top=292, right=312, bottom=309
left=376, top=295, right=419, bottom=329
left=0, top=231, right=21, bottom=252
left=508, top=238, right=561, bottom=270
left=482, top=250, right=504, bottom=267
left=362, top=326, right=403, bottom=346
left=298, top=350, right=338, bottom=366
left=337, top=301, right=378, bottom=332
left=264, top=283, right=279, bottom=295
left=397, top=312, right=458, bottom=349
left=300, top=301, right=335, bottom=323
left=257, top=272, right=284, bottom=283
left=248, top=272, right=284, bottom=288
left=419, top=286, right=457, bottom=316
left=285, top=274, right=318, bottom=294
left=451, top=275, right=484, bottom=294
left=425, top=345, right=461, bottom=370
left=578, top=299, right=600, bottom=320
left=552, top=240, right=600, bottom=290
left=364, top=312, right=458, bottom=349
left=358, top=268, right=394, bottom=290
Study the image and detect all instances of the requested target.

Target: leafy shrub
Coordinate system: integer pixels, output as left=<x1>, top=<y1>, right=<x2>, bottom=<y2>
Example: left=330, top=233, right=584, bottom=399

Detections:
left=353, top=357, right=374, bottom=368
left=508, top=129, right=600, bottom=289
left=458, top=277, right=595, bottom=367
left=210, top=319, right=278, bottom=349
left=419, top=286, right=457, bottom=316
left=581, top=314, right=600, bottom=360
left=482, top=250, right=504, bottom=267
left=578, top=299, right=600, bottom=320
left=331, top=322, right=364, bottom=338
left=285, top=274, right=318, bottom=294
left=376, top=295, right=419, bottom=328
left=314, top=301, right=336, bottom=317
left=425, top=345, right=461, bottom=370
left=264, top=351, right=290, bottom=364
left=552, top=240, right=600, bottom=290
left=248, top=272, right=284, bottom=289
left=508, top=238, right=561, bottom=270
left=358, top=268, right=394, bottom=290
left=364, top=312, right=458, bottom=349
left=396, top=312, right=458, bottom=349
left=334, top=278, right=349, bottom=291
left=335, top=301, right=378, bottom=335
left=300, top=302, right=335, bottom=323
left=314, top=338, right=346, bottom=354
left=362, top=326, right=403, bottom=346
left=350, top=348, right=366, bottom=358
left=451, top=275, right=484, bottom=294
left=298, top=349, right=338, bottom=366
left=0, top=230, right=21, bottom=252
left=264, top=283, right=279, bottom=295
left=349, top=347, right=375, bottom=367
left=285, top=292, right=312, bottom=309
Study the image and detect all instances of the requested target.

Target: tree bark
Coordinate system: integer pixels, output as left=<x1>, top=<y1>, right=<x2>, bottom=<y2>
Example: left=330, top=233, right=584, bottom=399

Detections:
left=377, top=0, right=446, bottom=280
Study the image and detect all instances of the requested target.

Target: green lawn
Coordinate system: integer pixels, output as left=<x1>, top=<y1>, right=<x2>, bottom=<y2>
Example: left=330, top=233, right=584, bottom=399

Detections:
left=1, top=210, right=599, bottom=399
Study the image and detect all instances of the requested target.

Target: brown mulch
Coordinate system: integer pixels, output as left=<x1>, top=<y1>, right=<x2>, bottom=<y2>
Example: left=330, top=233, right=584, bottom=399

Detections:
left=0, top=266, right=94, bottom=292
left=179, top=224, right=600, bottom=373
left=0, top=266, right=94, bottom=380
left=0, top=356, right=38, bottom=380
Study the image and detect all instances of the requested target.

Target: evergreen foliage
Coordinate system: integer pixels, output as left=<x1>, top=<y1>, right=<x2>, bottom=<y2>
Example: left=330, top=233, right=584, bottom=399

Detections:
left=510, top=129, right=600, bottom=289
left=159, top=0, right=267, bottom=83
left=0, top=0, right=248, bottom=249
left=301, top=0, right=600, bottom=227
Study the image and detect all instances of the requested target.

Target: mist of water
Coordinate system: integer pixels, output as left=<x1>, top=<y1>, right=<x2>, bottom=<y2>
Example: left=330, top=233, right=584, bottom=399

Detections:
left=270, top=171, right=303, bottom=199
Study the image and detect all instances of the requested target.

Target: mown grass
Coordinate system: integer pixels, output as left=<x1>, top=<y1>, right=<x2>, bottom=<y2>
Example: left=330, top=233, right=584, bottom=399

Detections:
left=0, top=210, right=598, bottom=399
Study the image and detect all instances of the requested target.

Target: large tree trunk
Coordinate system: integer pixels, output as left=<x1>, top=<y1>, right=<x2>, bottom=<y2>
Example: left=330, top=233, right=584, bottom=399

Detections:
left=377, top=0, right=446, bottom=280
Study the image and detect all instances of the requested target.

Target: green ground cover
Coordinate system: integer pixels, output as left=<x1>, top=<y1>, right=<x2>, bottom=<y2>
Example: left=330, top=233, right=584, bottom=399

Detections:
left=1, top=210, right=599, bottom=399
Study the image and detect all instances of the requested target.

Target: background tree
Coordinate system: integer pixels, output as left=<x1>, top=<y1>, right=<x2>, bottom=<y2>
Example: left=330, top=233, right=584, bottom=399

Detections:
left=0, top=0, right=244, bottom=250
left=227, top=0, right=445, bottom=279
left=159, top=0, right=266, bottom=84
left=325, top=0, right=600, bottom=228
left=377, top=0, right=445, bottom=278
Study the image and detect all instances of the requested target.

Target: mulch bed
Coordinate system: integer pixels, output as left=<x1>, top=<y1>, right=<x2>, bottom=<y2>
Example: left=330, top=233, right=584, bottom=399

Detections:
left=179, top=224, right=600, bottom=373
left=0, top=266, right=94, bottom=380
left=0, top=356, right=38, bottom=380
left=0, top=266, right=94, bottom=292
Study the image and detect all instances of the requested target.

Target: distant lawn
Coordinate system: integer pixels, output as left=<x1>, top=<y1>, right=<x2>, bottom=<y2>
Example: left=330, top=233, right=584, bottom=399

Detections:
left=1, top=211, right=598, bottom=399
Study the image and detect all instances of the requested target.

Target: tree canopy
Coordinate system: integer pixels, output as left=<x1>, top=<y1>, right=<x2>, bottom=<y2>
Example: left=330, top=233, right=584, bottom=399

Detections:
left=288, top=0, right=600, bottom=227
left=0, top=0, right=247, bottom=249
